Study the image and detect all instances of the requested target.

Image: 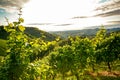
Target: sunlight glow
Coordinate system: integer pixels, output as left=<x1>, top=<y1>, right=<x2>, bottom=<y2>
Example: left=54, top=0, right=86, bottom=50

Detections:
left=22, top=0, right=106, bottom=31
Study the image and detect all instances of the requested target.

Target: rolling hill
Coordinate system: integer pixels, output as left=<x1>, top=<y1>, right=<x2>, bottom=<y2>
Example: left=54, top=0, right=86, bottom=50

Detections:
left=25, top=27, right=57, bottom=41
left=50, top=27, right=120, bottom=38
left=0, top=26, right=57, bottom=41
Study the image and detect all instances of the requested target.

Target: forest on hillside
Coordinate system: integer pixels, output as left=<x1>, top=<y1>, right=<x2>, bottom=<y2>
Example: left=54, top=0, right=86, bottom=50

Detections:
left=0, top=17, right=120, bottom=80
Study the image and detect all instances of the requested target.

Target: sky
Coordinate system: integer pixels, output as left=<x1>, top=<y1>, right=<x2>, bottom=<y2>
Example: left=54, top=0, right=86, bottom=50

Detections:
left=0, top=0, right=120, bottom=31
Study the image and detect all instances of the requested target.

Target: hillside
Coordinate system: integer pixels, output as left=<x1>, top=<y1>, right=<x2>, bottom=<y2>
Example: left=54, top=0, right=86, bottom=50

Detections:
left=0, top=26, right=57, bottom=57
left=0, top=39, right=6, bottom=56
left=0, top=26, right=57, bottom=41
left=50, top=27, right=120, bottom=38
left=25, top=27, right=57, bottom=41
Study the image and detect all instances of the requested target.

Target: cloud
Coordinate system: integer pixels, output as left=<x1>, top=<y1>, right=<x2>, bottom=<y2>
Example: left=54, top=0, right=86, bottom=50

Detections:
left=0, top=0, right=30, bottom=12
left=93, top=0, right=120, bottom=18
left=94, top=9, right=120, bottom=17
left=106, top=21, right=120, bottom=25
left=71, top=16, right=90, bottom=19
left=27, top=23, right=53, bottom=25
left=54, top=24, right=72, bottom=26
left=95, top=0, right=120, bottom=11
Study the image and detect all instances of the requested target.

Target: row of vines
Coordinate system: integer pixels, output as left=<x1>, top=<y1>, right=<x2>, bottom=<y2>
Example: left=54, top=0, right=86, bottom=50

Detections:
left=0, top=17, right=120, bottom=80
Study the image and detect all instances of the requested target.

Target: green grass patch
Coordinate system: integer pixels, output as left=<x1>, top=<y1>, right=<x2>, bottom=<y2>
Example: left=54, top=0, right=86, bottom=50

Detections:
left=0, top=39, right=7, bottom=56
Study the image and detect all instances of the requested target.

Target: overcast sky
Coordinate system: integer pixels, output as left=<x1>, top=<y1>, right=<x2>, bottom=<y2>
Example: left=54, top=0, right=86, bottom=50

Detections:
left=0, top=0, right=120, bottom=31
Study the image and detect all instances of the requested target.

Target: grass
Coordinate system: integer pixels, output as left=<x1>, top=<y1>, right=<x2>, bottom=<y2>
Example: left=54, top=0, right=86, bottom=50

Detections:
left=0, top=39, right=6, bottom=66
left=0, top=39, right=6, bottom=56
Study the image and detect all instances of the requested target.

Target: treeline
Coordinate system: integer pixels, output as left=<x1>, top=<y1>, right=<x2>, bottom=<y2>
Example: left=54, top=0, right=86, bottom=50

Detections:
left=0, top=18, right=120, bottom=80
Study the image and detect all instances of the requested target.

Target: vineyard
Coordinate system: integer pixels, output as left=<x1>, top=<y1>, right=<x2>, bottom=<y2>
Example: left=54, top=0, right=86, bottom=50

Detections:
left=0, top=17, right=120, bottom=80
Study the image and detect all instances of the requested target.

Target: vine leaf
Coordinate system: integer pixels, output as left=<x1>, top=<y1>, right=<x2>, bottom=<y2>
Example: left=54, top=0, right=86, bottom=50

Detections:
left=18, top=25, right=25, bottom=32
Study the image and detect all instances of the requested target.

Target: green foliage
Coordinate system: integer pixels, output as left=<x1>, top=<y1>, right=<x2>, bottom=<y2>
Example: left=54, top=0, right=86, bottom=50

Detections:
left=0, top=18, right=41, bottom=80
left=71, top=37, right=95, bottom=79
left=48, top=37, right=95, bottom=80
left=49, top=45, right=74, bottom=73
left=0, top=26, right=9, bottom=39
left=0, top=18, right=29, bottom=80
left=96, top=33, right=120, bottom=71
left=0, top=17, right=58, bottom=80
left=0, top=16, right=120, bottom=80
left=47, top=27, right=120, bottom=79
left=0, top=39, right=7, bottom=56
left=0, top=39, right=6, bottom=67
